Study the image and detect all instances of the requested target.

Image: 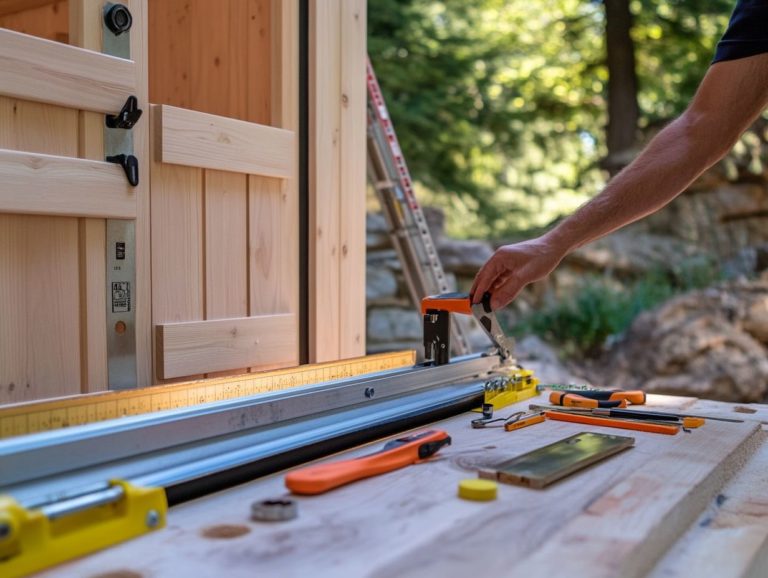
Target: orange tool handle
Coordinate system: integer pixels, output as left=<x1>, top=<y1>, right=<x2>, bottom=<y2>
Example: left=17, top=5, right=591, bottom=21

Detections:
left=562, top=389, right=646, bottom=405
left=421, top=292, right=472, bottom=315
left=549, top=392, right=628, bottom=409
left=285, top=430, right=450, bottom=495
left=505, top=414, right=546, bottom=431
left=544, top=411, right=679, bottom=435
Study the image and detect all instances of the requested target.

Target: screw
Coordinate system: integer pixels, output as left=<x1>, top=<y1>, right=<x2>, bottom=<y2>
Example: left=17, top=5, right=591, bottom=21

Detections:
left=146, top=509, right=160, bottom=528
left=0, top=522, right=11, bottom=541
left=364, top=387, right=375, bottom=399
left=104, top=3, right=133, bottom=35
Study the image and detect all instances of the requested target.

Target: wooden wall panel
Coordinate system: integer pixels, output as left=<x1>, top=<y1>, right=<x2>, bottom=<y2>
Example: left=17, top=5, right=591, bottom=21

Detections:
left=149, top=0, right=271, bottom=124
left=0, top=0, right=67, bottom=43
left=0, top=216, right=81, bottom=403
left=309, top=0, right=342, bottom=362
left=338, top=0, right=367, bottom=358
left=309, top=0, right=367, bottom=362
left=0, top=87, right=82, bottom=403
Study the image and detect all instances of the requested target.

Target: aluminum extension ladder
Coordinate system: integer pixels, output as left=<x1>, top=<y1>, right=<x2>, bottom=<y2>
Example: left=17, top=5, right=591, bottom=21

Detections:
left=366, top=56, right=472, bottom=357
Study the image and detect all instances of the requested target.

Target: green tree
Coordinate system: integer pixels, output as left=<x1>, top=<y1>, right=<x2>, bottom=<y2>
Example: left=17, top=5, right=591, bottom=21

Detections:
left=368, top=0, right=733, bottom=238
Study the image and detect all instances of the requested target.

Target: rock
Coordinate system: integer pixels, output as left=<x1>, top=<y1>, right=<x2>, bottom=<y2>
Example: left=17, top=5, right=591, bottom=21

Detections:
left=566, top=230, right=707, bottom=278
left=366, top=212, right=391, bottom=250
left=421, top=206, right=446, bottom=241
left=367, top=307, right=422, bottom=343
left=515, top=335, right=588, bottom=385
left=366, top=266, right=398, bottom=301
left=367, top=249, right=401, bottom=271
left=437, top=239, right=493, bottom=276
left=590, top=281, right=768, bottom=402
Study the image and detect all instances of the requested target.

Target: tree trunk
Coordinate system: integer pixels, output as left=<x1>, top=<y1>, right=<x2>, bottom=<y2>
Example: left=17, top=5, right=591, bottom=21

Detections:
left=604, top=0, right=640, bottom=176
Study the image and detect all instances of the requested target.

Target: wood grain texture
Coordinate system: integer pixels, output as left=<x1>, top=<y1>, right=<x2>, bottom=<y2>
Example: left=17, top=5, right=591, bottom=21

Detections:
left=157, top=104, right=294, bottom=177
left=204, top=170, right=249, bottom=377
left=338, top=0, right=367, bottom=358
left=0, top=0, right=67, bottom=42
left=156, top=314, right=297, bottom=379
left=649, top=428, right=768, bottom=578
left=150, top=105, right=204, bottom=382
left=148, top=0, right=271, bottom=124
left=0, top=0, right=59, bottom=18
left=309, top=0, right=342, bottom=362
left=0, top=216, right=81, bottom=403
left=0, top=79, right=82, bottom=403
left=71, top=0, right=108, bottom=393
left=0, top=27, right=136, bottom=113
left=43, top=396, right=767, bottom=577
left=127, top=0, right=152, bottom=387
left=0, top=149, right=136, bottom=218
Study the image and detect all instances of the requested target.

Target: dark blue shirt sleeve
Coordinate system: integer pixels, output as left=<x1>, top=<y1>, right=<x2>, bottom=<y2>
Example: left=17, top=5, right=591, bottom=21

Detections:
left=713, top=0, right=768, bottom=63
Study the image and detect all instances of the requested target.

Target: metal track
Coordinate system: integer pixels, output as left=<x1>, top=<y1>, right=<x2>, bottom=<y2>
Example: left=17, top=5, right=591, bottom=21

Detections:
left=1, top=354, right=504, bottom=509
left=366, top=57, right=474, bottom=357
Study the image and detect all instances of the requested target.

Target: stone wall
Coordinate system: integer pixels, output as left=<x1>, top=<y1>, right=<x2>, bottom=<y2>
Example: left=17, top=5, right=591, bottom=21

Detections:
left=365, top=209, right=494, bottom=358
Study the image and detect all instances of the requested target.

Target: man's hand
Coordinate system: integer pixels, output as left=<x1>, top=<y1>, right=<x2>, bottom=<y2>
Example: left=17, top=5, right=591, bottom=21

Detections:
left=471, top=53, right=768, bottom=312
left=470, top=236, right=565, bottom=310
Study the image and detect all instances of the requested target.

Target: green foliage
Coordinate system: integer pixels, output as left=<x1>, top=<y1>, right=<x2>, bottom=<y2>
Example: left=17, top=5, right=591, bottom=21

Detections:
left=368, top=1, right=732, bottom=238
left=513, top=258, right=721, bottom=356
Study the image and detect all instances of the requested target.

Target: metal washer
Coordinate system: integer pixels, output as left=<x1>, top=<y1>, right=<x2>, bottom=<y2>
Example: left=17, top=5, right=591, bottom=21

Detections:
left=251, top=498, right=298, bottom=522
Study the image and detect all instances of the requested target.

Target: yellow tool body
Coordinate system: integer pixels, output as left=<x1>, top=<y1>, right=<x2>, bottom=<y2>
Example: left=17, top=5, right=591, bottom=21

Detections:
left=477, top=367, right=540, bottom=412
left=0, top=480, right=167, bottom=578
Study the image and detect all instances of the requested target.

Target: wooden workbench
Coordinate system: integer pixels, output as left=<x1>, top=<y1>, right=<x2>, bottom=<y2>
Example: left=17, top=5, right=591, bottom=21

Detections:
left=40, top=393, right=768, bottom=578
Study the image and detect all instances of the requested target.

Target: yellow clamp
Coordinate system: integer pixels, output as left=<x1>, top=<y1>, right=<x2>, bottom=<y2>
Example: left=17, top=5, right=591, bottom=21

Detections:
left=0, top=479, right=167, bottom=578
left=475, top=368, right=540, bottom=413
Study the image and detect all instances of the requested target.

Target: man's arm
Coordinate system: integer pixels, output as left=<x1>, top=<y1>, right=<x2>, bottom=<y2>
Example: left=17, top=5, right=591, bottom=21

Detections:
left=471, top=53, right=768, bottom=310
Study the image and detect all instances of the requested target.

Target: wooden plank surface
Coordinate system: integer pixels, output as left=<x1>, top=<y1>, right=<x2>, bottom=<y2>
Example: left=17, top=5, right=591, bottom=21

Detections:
left=338, top=0, right=367, bottom=358
left=157, top=104, right=294, bottom=177
left=0, top=149, right=136, bottom=218
left=44, top=395, right=768, bottom=577
left=0, top=0, right=59, bottom=18
left=150, top=107, right=204, bottom=382
left=0, top=89, right=82, bottom=403
left=0, top=27, right=135, bottom=113
left=309, top=0, right=342, bottom=362
left=71, top=0, right=108, bottom=394
left=650, top=426, right=768, bottom=578
left=0, top=0, right=67, bottom=42
left=156, top=314, right=298, bottom=379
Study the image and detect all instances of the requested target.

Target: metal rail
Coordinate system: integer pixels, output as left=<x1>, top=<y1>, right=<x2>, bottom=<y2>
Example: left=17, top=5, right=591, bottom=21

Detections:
left=1, top=354, right=504, bottom=508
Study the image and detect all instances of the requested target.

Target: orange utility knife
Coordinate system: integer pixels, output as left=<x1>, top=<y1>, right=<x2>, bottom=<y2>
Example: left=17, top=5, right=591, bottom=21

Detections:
left=285, top=430, right=451, bottom=495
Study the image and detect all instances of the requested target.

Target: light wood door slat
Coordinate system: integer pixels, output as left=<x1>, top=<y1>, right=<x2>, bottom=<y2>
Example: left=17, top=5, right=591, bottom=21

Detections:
left=157, top=314, right=297, bottom=379
left=0, top=27, right=136, bottom=113
left=0, top=149, right=136, bottom=218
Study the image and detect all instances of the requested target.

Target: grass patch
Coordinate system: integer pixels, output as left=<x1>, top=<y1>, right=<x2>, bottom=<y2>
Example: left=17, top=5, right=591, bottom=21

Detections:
left=513, top=257, right=721, bottom=357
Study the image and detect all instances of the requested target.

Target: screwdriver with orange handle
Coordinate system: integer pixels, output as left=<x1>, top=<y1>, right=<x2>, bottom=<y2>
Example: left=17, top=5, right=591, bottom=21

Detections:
left=549, top=392, right=628, bottom=409
left=285, top=430, right=451, bottom=495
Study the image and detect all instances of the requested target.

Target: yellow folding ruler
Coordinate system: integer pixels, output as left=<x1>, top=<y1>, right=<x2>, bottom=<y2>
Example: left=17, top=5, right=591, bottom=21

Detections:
left=0, top=351, right=415, bottom=439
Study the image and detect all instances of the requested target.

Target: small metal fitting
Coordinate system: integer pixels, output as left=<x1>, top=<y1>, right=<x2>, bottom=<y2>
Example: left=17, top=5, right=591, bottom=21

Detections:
left=364, top=387, right=375, bottom=399
left=251, top=498, right=298, bottom=522
left=145, top=509, right=160, bottom=528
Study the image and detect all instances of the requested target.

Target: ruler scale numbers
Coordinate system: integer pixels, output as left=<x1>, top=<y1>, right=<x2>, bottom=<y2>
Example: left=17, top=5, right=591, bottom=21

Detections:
left=0, top=351, right=415, bottom=439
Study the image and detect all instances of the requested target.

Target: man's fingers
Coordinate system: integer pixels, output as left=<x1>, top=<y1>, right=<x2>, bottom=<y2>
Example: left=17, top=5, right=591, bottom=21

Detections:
left=490, top=281, right=523, bottom=311
left=470, top=259, right=502, bottom=303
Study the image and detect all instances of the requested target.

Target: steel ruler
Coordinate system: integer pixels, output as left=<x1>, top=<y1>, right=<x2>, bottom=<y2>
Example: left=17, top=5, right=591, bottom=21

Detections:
left=0, top=351, right=415, bottom=439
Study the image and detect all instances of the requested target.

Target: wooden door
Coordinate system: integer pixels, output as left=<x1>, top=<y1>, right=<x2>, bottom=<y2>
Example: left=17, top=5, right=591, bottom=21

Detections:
left=148, top=0, right=300, bottom=382
left=0, top=0, right=151, bottom=403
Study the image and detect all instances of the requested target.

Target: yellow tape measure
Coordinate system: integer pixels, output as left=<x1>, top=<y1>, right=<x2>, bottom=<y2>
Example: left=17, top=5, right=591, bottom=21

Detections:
left=0, top=351, right=415, bottom=439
